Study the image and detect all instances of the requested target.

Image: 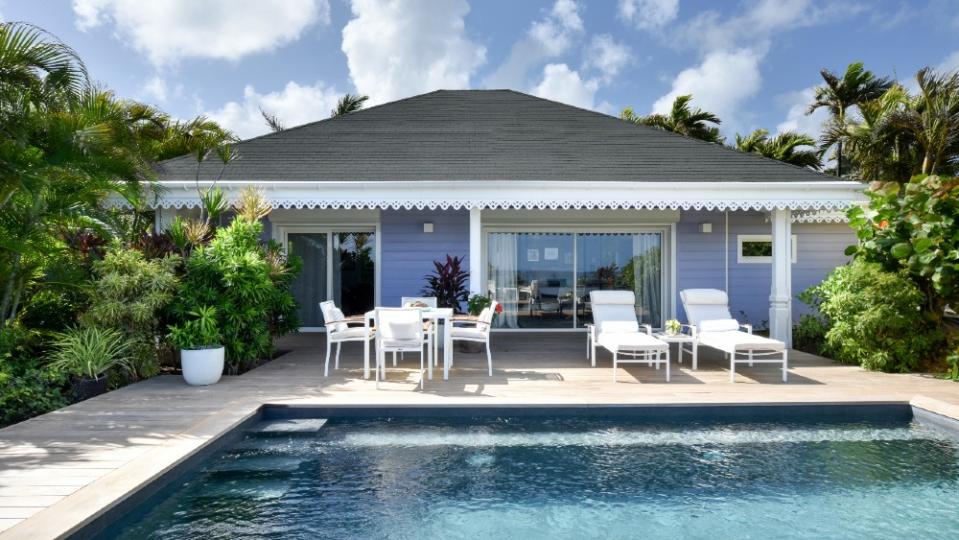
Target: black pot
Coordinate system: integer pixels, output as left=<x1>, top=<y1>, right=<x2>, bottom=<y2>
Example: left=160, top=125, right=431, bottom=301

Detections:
left=72, top=375, right=108, bottom=401
left=456, top=341, right=484, bottom=354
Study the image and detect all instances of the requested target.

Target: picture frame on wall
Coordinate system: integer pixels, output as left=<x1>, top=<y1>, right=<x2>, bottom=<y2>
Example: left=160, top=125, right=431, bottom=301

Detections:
left=527, top=248, right=539, bottom=262
left=544, top=247, right=559, bottom=261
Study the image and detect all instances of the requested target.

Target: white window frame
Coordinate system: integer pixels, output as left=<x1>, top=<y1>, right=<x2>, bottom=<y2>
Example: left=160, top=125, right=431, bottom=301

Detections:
left=737, top=234, right=798, bottom=264
left=273, top=222, right=381, bottom=332
left=481, top=223, right=675, bottom=332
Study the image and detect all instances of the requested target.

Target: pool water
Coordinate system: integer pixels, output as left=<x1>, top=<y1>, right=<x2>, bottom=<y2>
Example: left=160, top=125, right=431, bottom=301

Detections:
left=107, top=415, right=959, bottom=539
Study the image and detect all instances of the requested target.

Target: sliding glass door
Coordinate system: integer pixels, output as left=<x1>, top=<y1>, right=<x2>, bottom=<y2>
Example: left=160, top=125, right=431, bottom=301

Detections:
left=287, top=230, right=376, bottom=327
left=487, top=230, right=663, bottom=330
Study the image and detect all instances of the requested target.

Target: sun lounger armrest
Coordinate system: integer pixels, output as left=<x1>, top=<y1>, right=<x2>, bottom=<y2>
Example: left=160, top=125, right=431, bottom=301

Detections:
left=740, top=323, right=753, bottom=334
left=641, top=323, right=653, bottom=335
left=687, top=324, right=698, bottom=338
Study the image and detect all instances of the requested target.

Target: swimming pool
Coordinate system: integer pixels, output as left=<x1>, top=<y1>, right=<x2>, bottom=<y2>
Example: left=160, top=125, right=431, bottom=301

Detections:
left=103, top=407, right=959, bottom=539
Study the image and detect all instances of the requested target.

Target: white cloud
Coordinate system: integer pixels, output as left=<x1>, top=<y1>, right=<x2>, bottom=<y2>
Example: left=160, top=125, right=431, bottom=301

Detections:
left=342, top=0, right=486, bottom=105
left=583, top=34, right=631, bottom=83
left=939, top=50, right=959, bottom=73
left=205, top=81, right=341, bottom=139
left=532, top=63, right=598, bottom=109
left=617, top=0, right=679, bottom=30
left=776, top=86, right=828, bottom=138
left=484, top=0, right=583, bottom=88
left=72, top=0, right=329, bottom=66
left=141, top=75, right=167, bottom=103
left=651, top=49, right=763, bottom=135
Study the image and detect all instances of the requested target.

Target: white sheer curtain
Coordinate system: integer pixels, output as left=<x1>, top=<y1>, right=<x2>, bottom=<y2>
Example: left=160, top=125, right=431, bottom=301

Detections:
left=632, top=233, right=662, bottom=327
left=488, top=233, right=518, bottom=328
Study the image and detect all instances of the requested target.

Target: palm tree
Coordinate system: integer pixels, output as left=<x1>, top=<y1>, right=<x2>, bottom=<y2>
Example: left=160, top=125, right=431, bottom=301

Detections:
left=820, top=84, right=916, bottom=182
left=331, top=93, right=369, bottom=117
left=888, top=68, right=959, bottom=176
left=260, top=107, right=285, bottom=132
left=621, top=94, right=723, bottom=144
left=734, top=129, right=822, bottom=170
left=807, top=62, right=893, bottom=177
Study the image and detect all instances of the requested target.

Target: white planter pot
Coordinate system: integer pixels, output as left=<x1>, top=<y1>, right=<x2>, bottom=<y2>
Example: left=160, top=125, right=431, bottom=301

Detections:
left=181, top=346, right=225, bottom=386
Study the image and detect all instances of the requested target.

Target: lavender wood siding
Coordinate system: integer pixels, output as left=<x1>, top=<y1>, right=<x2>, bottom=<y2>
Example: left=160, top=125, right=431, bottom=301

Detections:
left=676, top=211, right=854, bottom=328
left=379, top=209, right=470, bottom=307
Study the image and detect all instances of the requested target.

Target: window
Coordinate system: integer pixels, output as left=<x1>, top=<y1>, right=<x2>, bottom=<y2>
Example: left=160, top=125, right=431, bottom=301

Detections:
left=737, top=234, right=797, bottom=264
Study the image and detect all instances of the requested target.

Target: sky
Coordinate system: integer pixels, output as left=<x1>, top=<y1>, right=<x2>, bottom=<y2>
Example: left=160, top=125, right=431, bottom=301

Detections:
left=3, top=0, right=958, bottom=140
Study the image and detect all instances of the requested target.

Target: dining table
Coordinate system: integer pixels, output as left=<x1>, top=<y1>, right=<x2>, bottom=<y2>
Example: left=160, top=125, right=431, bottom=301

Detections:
left=361, top=307, right=455, bottom=381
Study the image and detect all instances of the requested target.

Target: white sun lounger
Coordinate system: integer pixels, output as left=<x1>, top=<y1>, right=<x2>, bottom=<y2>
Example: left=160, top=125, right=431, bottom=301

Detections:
left=679, top=288, right=788, bottom=382
left=587, top=291, right=670, bottom=382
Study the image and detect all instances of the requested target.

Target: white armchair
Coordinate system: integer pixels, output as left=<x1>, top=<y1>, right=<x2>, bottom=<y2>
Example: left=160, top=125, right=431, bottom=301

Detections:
left=450, top=301, right=497, bottom=376
left=374, top=307, right=430, bottom=388
left=401, top=296, right=438, bottom=367
left=320, top=300, right=374, bottom=377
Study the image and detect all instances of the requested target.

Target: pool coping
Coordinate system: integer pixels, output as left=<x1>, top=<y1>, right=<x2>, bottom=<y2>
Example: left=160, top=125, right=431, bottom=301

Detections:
left=6, top=396, right=959, bottom=540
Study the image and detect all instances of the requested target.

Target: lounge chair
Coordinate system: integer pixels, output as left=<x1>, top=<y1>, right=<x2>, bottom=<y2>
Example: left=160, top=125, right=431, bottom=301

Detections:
left=679, top=289, right=788, bottom=382
left=587, top=291, right=670, bottom=382
left=450, top=301, right=498, bottom=376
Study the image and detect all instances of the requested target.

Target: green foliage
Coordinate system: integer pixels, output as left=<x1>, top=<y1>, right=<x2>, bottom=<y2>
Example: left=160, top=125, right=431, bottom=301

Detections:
left=0, top=366, right=68, bottom=428
left=170, top=218, right=299, bottom=372
left=802, top=260, right=945, bottom=372
left=792, top=313, right=828, bottom=356
left=80, top=248, right=180, bottom=380
left=167, top=306, right=221, bottom=350
left=422, top=255, right=469, bottom=312
left=734, top=129, right=822, bottom=169
left=47, top=326, right=134, bottom=380
left=621, top=94, right=723, bottom=144
left=467, top=294, right=492, bottom=316
left=946, top=349, right=959, bottom=381
left=847, top=175, right=959, bottom=313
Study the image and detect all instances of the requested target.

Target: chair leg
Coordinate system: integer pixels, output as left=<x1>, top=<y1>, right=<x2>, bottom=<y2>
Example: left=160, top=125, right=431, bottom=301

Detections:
left=420, top=349, right=425, bottom=389
left=324, top=337, right=332, bottom=377
left=392, top=351, right=397, bottom=367
left=748, top=350, right=753, bottom=367
left=486, top=339, right=492, bottom=377
left=613, top=351, right=619, bottom=382
left=729, top=353, right=736, bottom=383
left=665, top=349, right=671, bottom=382
left=335, top=342, right=341, bottom=369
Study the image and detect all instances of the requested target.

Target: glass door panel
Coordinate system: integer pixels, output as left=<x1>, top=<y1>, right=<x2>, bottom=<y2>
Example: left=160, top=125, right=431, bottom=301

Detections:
left=288, top=233, right=328, bottom=327
left=333, top=232, right=376, bottom=316
left=576, top=232, right=662, bottom=328
left=488, top=232, right=574, bottom=329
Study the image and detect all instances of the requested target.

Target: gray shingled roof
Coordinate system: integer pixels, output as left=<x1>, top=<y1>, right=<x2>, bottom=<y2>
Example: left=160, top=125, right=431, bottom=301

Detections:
left=156, top=89, right=830, bottom=183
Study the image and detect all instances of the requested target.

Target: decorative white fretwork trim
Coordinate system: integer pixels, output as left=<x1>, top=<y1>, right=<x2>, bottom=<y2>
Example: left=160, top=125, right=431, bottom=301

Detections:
left=108, top=180, right=867, bottom=213
left=792, top=210, right=850, bottom=223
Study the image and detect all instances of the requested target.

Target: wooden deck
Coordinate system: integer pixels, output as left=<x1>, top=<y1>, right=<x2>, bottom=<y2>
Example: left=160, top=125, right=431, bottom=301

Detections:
left=2, top=332, right=959, bottom=538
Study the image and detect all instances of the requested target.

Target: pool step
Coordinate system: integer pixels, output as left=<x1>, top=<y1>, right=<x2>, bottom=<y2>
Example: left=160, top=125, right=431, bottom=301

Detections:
left=252, top=418, right=328, bottom=434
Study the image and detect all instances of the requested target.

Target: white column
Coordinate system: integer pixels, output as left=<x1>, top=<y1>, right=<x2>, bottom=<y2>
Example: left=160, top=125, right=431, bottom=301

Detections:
left=769, top=208, right=792, bottom=347
left=469, top=207, right=482, bottom=296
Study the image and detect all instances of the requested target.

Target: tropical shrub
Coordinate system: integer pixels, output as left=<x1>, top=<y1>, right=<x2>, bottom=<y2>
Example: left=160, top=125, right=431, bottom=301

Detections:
left=467, top=294, right=492, bottom=316
left=422, top=255, right=469, bottom=312
left=81, top=248, right=180, bottom=380
left=170, top=217, right=299, bottom=373
left=47, top=327, right=134, bottom=380
left=847, top=175, right=959, bottom=326
left=0, top=367, right=68, bottom=428
left=792, top=314, right=828, bottom=356
left=802, top=260, right=945, bottom=372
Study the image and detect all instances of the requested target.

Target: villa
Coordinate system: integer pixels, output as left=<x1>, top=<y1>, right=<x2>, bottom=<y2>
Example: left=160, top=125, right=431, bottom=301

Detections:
left=152, top=89, right=863, bottom=345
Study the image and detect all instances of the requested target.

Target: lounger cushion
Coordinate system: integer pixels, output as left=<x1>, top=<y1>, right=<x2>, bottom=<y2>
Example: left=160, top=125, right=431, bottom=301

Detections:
left=598, top=332, right=668, bottom=352
left=679, top=288, right=735, bottom=327
left=699, top=318, right=740, bottom=332
left=590, top=291, right=636, bottom=305
left=698, top=331, right=784, bottom=354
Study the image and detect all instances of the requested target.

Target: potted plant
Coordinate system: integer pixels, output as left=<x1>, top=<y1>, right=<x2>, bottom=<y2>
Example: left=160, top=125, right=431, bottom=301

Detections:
left=48, top=327, right=133, bottom=401
left=168, top=306, right=224, bottom=386
left=665, top=319, right=682, bottom=336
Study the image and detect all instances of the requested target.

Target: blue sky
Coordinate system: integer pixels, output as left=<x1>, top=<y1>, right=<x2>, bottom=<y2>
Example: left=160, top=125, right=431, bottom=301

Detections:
left=3, top=0, right=958, bottom=140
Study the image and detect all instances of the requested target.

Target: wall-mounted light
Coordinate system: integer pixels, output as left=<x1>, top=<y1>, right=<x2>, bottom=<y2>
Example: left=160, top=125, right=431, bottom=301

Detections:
left=699, top=222, right=713, bottom=233
left=423, top=222, right=434, bottom=233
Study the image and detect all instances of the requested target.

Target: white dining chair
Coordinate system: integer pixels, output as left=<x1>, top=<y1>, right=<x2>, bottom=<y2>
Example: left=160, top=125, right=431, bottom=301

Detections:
left=319, top=300, right=374, bottom=377
left=374, top=307, right=430, bottom=388
left=450, top=301, right=497, bottom=376
left=400, top=296, right=438, bottom=366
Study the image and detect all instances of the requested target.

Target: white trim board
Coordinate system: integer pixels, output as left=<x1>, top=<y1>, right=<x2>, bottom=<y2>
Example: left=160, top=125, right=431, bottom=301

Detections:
left=126, top=180, right=866, bottom=212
